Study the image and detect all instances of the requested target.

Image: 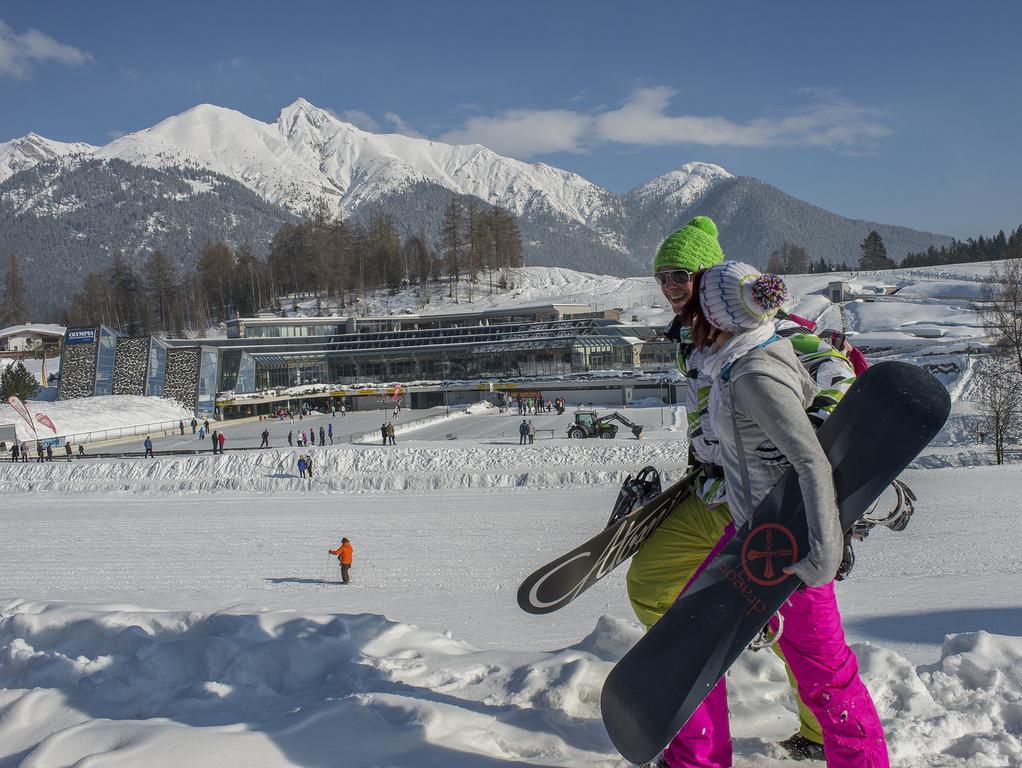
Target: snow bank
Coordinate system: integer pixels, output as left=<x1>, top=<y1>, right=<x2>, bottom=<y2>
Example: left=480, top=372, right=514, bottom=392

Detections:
left=1, top=601, right=1018, bottom=767
left=0, top=440, right=690, bottom=494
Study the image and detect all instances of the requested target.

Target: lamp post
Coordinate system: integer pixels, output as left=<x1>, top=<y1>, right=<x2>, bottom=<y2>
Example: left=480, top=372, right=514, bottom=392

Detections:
left=444, top=381, right=450, bottom=417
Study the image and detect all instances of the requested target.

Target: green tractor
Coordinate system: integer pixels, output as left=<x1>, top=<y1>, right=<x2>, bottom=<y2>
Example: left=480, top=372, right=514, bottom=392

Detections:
left=566, top=410, right=644, bottom=440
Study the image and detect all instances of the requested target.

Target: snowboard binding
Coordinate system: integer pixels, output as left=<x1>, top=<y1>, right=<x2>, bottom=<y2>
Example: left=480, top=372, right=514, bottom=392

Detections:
left=855, top=478, right=916, bottom=535
left=838, top=479, right=916, bottom=581
left=607, top=466, right=662, bottom=528
left=748, top=613, right=784, bottom=652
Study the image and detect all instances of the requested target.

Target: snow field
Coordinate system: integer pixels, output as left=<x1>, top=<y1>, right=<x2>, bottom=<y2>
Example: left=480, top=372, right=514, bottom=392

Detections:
left=1, top=459, right=1021, bottom=766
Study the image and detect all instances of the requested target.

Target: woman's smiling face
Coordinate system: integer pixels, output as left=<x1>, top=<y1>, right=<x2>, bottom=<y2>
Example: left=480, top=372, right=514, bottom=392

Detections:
left=656, top=268, right=693, bottom=314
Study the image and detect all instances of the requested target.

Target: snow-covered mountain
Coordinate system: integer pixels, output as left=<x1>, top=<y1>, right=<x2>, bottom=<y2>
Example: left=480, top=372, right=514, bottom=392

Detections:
left=0, top=132, right=96, bottom=183
left=87, top=99, right=627, bottom=238
left=1, top=98, right=955, bottom=318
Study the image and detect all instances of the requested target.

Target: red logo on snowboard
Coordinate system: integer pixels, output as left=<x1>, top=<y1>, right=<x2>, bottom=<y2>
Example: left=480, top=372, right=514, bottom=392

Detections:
left=741, top=524, right=798, bottom=586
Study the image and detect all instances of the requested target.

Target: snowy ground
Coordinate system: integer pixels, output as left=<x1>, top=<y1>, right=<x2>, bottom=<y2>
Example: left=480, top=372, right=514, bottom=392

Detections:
left=2, top=262, right=1019, bottom=766
left=1, top=411, right=1020, bottom=767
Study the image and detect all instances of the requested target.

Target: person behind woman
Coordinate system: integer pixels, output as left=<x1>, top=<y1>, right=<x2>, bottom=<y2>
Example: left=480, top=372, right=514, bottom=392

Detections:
left=669, top=261, right=887, bottom=767
left=628, top=218, right=825, bottom=764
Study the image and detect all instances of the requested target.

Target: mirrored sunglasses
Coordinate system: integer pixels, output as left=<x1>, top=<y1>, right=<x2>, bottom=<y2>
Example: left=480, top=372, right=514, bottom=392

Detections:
left=654, top=269, right=692, bottom=287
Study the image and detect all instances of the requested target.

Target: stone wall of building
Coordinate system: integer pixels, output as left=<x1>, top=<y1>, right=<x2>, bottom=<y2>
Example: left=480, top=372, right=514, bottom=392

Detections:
left=112, top=337, right=150, bottom=396
left=164, top=347, right=200, bottom=410
left=57, top=341, right=97, bottom=399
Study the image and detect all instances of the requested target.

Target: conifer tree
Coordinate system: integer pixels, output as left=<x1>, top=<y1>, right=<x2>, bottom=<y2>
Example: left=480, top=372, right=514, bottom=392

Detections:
left=859, top=231, right=895, bottom=270
left=0, top=361, right=39, bottom=401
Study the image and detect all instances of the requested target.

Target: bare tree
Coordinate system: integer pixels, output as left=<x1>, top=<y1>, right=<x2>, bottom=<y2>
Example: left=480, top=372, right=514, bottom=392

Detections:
left=0, top=252, right=29, bottom=326
left=976, top=353, right=1022, bottom=464
left=980, top=257, right=1022, bottom=377
left=766, top=241, right=809, bottom=275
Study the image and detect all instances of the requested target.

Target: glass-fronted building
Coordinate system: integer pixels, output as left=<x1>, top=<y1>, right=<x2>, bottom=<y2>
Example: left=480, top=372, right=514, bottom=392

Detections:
left=60, top=306, right=677, bottom=416
left=185, top=315, right=673, bottom=396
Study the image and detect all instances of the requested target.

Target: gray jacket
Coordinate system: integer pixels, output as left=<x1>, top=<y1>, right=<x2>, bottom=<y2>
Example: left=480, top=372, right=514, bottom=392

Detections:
left=710, top=339, right=842, bottom=586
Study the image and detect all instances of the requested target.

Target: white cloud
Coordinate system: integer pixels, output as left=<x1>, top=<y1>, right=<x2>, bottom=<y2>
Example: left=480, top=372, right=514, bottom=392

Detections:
left=337, top=109, right=380, bottom=132
left=0, top=19, right=92, bottom=79
left=435, top=86, right=891, bottom=159
left=384, top=112, right=425, bottom=139
left=439, top=109, right=592, bottom=157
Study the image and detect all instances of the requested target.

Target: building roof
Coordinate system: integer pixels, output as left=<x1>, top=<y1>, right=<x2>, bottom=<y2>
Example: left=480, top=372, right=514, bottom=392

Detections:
left=0, top=323, right=66, bottom=339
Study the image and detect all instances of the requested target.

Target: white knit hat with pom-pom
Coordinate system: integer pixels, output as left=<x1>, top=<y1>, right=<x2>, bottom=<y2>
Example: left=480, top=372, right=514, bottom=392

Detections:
left=699, top=261, right=788, bottom=332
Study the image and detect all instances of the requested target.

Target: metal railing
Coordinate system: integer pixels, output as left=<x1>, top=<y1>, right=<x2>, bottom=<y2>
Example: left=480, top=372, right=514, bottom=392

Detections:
left=11, top=418, right=193, bottom=449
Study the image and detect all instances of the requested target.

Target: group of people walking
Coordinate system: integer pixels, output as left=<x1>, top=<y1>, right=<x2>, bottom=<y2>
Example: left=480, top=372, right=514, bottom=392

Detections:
left=514, top=397, right=563, bottom=415
left=518, top=419, right=535, bottom=444
left=288, top=424, right=333, bottom=447
left=380, top=422, right=397, bottom=445
left=622, top=216, right=886, bottom=767
left=8, top=440, right=80, bottom=462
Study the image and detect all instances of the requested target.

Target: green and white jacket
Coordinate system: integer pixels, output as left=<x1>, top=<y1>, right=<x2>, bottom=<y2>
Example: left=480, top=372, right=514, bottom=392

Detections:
left=667, top=315, right=856, bottom=508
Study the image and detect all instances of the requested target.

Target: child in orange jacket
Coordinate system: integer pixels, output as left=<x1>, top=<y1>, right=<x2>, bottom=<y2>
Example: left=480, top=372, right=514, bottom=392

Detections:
left=329, top=538, right=353, bottom=584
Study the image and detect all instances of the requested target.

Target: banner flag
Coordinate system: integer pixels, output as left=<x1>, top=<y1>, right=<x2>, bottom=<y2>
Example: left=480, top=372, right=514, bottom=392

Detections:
left=6, top=396, right=34, bottom=430
left=35, top=413, right=57, bottom=434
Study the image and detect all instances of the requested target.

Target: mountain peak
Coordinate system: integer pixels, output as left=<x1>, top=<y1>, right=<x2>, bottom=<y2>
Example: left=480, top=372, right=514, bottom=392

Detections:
left=625, top=161, right=733, bottom=209
left=0, top=132, right=98, bottom=184
left=277, top=98, right=351, bottom=132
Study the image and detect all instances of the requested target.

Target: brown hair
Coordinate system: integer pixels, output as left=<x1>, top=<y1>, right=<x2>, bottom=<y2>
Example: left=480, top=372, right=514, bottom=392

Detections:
left=678, top=269, right=722, bottom=348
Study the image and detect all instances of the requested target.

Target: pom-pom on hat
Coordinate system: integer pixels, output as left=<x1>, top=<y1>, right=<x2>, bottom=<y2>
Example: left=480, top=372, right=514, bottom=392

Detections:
left=653, top=216, right=725, bottom=274
left=699, top=261, right=788, bottom=332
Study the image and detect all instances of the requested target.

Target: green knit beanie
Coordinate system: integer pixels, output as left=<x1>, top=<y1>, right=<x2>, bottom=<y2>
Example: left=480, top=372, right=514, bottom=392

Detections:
left=652, top=216, right=725, bottom=274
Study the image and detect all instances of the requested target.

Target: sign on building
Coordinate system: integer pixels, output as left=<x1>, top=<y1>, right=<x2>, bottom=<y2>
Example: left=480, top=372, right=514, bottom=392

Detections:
left=66, top=328, right=97, bottom=345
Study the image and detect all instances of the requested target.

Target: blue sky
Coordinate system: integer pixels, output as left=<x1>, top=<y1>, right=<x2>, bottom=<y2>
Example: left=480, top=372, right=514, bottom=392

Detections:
left=1, top=1, right=1019, bottom=239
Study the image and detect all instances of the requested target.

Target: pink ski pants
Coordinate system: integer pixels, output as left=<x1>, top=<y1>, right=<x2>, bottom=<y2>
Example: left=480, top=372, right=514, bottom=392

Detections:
left=663, top=580, right=889, bottom=768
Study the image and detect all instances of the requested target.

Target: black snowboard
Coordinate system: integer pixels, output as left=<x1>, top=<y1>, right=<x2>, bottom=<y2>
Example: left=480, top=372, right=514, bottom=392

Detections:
left=600, top=361, right=951, bottom=764
left=517, top=470, right=698, bottom=614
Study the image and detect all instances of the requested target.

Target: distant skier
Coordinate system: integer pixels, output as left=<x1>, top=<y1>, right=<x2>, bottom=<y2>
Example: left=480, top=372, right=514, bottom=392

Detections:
left=381, top=423, right=388, bottom=446
left=143, top=435, right=154, bottom=458
left=20, top=442, right=28, bottom=462
left=328, top=537, right=353, bottom=584
left=319, top=426, right=325, bottom=446
left=297, top=455, right=307, bottom=478
left=45, top=444, right=53, bottom=462
left=198, top=426, right=206, bottom=440
left=305, top=453, right=314, bottom=478
left=64, top=441, right=72, bottom=462
left=190, top=418, right=197, bottom=434
left=217, top=431, right=226, bottom=454
left=288, top=430, right=294, bottom=447
left=9, top=442, right=19, bottom=462
left=328, top=423, right=333, bottom=445
left=340, top=403, right=346, bottom=417
left=519, top=419, right=529, bottom=445
left=386, top=422, right=396, bottom=445
left=527, top=420, right=535, bottom=444
left=210, top=430, right=218, bottom=454
left=260, top=429, right=270, bottom=448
